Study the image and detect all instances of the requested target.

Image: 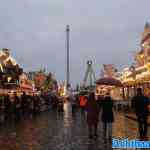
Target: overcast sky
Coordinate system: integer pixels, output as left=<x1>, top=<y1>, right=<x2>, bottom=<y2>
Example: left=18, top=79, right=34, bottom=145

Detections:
left=0, top=0, right=149, bottom=86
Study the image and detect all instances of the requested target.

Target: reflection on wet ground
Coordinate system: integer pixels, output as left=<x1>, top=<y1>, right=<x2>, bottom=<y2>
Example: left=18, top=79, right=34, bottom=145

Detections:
left=0, top=109, right=149, bottom=150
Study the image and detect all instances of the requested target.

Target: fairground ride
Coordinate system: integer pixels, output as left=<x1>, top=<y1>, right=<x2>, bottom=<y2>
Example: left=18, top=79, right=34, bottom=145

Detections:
left=81, top=60, right=96, bottom=91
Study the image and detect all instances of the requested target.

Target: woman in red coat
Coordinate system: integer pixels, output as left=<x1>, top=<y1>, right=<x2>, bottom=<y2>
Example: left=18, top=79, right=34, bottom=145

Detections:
left=86, top=92, right=100, bottom=139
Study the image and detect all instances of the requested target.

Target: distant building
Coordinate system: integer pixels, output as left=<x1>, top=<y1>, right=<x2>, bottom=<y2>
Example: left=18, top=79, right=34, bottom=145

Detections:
left=28, top=71, right=58, bottom=92
left=34, top=72, right=47, bottom=90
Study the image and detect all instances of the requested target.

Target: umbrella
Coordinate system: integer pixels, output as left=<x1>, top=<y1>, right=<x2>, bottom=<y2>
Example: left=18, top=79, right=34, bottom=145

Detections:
left=96, top=77, right=123, bottom=87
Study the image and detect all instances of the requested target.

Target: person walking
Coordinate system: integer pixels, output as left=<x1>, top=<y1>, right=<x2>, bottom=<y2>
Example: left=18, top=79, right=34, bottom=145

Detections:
left=4, top=94, right=11, bottom=121
left=86, top=92, right=100, bottom=139
left=33, top=95, right=39, bottom=116
left=21, top=92, right=27, bottom=118
left=101, top=93, right=114, bottom=141
left=14, top=92, right=21, bottom=121
left=79, top=95, right=87, bottom=116
left=70, top=95, right=77, bottom=114
left=63, top=96, right=72, bottom=115
left=131, top=88, right=150, bottom=139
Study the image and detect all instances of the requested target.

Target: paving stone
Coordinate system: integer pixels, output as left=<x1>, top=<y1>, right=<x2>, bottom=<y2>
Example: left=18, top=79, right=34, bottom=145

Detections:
left=0, top=110, right=149, bottom=150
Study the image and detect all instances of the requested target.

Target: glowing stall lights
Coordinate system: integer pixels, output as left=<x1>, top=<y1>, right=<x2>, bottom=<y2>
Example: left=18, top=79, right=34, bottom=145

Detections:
left=4, top=56, right=17, bottom=66
left=0, top=49, right=17, bottom=67
left=146, top=63, right=150, bottom=71
left=7, top=77, right=12, bottom=83
left=0, top=64, right=3, bottom=73
left=95, top=84, right=115, bottom=96
left=63, top=85, right=67, bottom=96
left=58, top=83, right=68, bottom=97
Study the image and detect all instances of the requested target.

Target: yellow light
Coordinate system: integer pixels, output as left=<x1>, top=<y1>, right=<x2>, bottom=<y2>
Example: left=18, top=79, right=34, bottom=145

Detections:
left=0, top=63, right=3, bottom=72
left=147, top=63, right=150, bottom=72
left=140, top=54, right=144, bottom=59
left=7, top=77, right=12, bottom=83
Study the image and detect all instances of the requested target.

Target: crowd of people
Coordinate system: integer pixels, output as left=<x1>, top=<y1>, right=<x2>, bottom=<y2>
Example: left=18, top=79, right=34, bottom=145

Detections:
left=0, top=92, right=62, bottom=123
left=0, top=88, right=150, bottom=143
left=80, top=88, right=150, bottom=142
left=82, top=92, right=114, bottom=142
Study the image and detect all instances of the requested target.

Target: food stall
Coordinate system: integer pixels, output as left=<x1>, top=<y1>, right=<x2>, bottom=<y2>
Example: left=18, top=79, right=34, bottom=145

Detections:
left=95, top=77, right=124, bottom=100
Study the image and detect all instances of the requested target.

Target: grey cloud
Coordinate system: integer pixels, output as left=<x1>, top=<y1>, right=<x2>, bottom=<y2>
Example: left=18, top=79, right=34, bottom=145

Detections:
left=0, top=0, right=150, bottom=86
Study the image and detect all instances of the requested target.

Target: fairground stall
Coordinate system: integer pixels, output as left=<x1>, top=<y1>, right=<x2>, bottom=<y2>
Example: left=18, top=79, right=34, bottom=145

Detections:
left=0, top=48, right=36, bottom=97
left=120, top=64, right=150, bottom=99
left=119, top=22, right=150, bottom=99
left=95, top=77, right=124, bottom=100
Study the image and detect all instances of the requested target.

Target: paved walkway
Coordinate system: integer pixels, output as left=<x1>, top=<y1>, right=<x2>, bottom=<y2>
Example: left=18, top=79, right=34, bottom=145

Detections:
left=0, top=109, right=149, bottom=150
left=125, top=113, right=150, bottom=126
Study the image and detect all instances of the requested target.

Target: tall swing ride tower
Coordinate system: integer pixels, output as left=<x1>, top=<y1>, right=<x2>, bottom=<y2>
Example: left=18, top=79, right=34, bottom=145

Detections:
left=66, top=25, right=70, bottom=89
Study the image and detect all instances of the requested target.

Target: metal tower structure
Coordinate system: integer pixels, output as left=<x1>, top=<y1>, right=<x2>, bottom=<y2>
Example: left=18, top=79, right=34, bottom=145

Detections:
left=66, top=25, right=70, bottom=88
left=83, top=60, right=96, bottom=88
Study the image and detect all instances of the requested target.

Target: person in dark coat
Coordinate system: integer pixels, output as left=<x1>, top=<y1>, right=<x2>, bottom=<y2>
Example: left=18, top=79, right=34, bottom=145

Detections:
left=86, top=92, right=100, bottom=139
left=21, top=92, right=27, bottom=117
left=33, top=95, right=39, bottom=116
left=4, top=94, right=11, bottom=121
left=27, top=95, right=33, bottom=117
left=14, top=92, right=21, bottom=121
left=131, top=88, right=150, bottom=139
left=101, top=93, right=114, bottom=141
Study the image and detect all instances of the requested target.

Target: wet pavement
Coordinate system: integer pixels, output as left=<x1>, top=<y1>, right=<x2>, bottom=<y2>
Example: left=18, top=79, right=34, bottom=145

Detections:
left=0, top=108, right=149, bottom=150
